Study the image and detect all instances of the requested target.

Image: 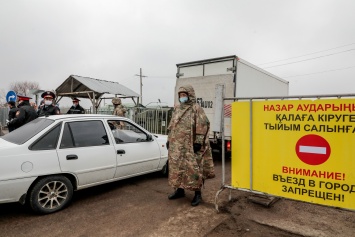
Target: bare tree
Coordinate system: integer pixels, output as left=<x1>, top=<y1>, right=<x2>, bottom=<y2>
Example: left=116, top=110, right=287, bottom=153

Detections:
left=10, top=81, right=40, bottom=96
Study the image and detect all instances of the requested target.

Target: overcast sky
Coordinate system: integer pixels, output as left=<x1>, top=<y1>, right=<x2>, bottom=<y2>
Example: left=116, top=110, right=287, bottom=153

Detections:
left=1, top=0, right=355, bottom=108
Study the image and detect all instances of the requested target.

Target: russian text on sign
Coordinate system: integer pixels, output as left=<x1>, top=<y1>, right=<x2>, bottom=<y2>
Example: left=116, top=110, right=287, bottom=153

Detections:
left=282, top=167, right=344, bottom=180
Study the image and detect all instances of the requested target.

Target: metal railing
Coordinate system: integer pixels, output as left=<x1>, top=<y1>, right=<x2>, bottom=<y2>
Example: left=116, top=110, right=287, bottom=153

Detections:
left=88, top=107, right=173, bottom=135
left=0, top=107, right=8, bottom=126
left=0, top=106, right=173, bottom=135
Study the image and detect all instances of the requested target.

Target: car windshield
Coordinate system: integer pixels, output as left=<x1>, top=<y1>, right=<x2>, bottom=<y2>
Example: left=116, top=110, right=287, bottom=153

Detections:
left=1, top=118, right=55, bottom=145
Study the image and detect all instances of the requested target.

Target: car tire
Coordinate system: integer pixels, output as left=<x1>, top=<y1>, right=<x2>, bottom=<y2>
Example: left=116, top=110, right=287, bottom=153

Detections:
left=161, top=161, right=169, bottom=177
left=29, top=175, right=73, bottom=214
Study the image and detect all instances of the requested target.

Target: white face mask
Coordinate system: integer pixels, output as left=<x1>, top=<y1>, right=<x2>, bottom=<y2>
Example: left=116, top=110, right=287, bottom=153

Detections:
left=179, top=97, right=188, bottom=103
left=44, top=100, right=52, bottom=105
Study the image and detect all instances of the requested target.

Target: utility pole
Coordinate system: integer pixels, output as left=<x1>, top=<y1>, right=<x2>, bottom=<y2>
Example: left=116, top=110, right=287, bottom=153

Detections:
left=135, top=68, right=147, bottom=105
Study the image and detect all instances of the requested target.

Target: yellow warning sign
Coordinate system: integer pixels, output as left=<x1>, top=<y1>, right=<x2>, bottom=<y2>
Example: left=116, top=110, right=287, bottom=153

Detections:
left=231, top=99, right=355, bottom=210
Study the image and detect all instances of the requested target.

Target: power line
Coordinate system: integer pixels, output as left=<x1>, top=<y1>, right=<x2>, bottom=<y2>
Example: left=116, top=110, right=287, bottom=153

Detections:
left=282, top=65, right=355, bottom=78
left=258, top=42, right=355, bottom=65
left=263, top=48, right=355, bottom=69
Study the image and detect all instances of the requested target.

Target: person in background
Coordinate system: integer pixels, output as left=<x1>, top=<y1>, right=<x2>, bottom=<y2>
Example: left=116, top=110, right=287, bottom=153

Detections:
left=30, top=101, right=37, bottom=110
left=37, top=91, right=60, bottom=117
left=112, top=97, right=126, bottom=117
left=6, top=101, right=18, bottom=132
left=7, top=95, right=38, bottom=131
left=67, top=97, right=85, bottom=114
left=36, top=100, right=44, bottom=113
left=55, top=103, right=61, bottom=114
left=166, top=85, right=215, bottom=207
left=112, top=97, right=126, bottom=129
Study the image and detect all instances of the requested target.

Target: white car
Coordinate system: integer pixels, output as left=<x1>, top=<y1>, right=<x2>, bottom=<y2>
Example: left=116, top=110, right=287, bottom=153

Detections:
left=0, top=114, right=168, bottom=214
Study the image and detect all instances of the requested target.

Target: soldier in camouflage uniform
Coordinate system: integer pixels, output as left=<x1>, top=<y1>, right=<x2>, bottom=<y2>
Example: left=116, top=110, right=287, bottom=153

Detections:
left=112, top=97, right=126, bottom=129
left=167, top=85, right=215, bottom=206
left=112, top=97, right=126, bottom=117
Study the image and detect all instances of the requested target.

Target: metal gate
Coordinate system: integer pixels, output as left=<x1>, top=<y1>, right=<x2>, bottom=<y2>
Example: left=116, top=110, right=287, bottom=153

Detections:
left=214, top=92, right=355, bottom=212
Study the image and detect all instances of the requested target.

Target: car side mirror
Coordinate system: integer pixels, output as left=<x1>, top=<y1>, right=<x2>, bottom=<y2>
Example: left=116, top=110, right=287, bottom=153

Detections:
left=146, top=134, right=153, bottom=141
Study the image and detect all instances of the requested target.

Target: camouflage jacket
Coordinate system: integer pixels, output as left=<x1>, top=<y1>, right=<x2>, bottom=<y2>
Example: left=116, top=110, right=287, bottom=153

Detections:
left=113, top=104, right=126, bottom=117
left=167, top=85, right=215, bottom=191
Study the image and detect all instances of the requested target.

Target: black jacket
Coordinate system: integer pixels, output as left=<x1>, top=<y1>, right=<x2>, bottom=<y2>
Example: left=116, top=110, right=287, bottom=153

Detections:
left=8, top=101, right=38, bottom=130
left=37, top=104, right=60, bottom=117
left=8, top=107, right=18, bottom=120
left=66, top=104, right=85, bottom=114
left=7, top=107, right=19, bottom=132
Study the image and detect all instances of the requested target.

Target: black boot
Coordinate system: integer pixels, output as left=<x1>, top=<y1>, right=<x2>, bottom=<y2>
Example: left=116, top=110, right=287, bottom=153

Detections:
left=191, top=191, right=202, bottom=206
left=168, top=188, right=185, bottom=200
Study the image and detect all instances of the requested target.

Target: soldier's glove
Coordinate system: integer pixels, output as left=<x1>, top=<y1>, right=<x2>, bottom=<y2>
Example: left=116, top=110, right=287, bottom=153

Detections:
left=6, top=119, right=11, bottom=126
left=166, top=141, right=169, bottom=149
left=193, top=143, right=202, bottom=153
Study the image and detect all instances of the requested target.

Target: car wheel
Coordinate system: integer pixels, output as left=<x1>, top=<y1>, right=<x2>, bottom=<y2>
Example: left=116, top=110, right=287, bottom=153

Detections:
left=161, top=161, right=169, bottom=177
left=29, top=175, right=73, bottom=214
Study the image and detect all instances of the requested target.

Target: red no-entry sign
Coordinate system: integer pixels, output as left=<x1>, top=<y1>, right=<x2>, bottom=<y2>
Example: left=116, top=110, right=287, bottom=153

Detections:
left=295, top=134, right=331, bottom=165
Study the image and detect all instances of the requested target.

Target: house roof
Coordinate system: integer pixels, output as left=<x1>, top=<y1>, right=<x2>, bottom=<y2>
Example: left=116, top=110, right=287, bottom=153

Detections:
left=55, top=75, right=139, bottom=99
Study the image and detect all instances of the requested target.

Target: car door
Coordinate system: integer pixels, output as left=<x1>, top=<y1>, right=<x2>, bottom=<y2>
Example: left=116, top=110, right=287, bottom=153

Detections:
left=106, top=119, right=161, bottom=179
left=56, top=120, right=116, bottom=187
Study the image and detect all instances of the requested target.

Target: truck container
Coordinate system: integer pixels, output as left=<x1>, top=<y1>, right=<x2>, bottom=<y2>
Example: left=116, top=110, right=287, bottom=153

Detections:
left=175, top=55, right=289, bottom=156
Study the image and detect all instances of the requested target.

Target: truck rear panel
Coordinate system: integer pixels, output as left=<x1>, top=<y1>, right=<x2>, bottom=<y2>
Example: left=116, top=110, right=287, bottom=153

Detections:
left=175, top=55, right=289, bottom=141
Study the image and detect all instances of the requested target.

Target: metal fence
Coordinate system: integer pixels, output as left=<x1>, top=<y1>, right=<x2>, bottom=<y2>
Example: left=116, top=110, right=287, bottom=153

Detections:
left=89, top=107, right=174, bottom=135
left=0, top=107, right=8, bottom=127
left=0, top=106, right=173, bottom=135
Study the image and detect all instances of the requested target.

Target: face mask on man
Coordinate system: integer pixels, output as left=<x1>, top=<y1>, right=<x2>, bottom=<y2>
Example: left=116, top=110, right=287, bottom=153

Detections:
left=44, top=100, right=52, bottom=106
left=179, top=97, right=188, bottom=103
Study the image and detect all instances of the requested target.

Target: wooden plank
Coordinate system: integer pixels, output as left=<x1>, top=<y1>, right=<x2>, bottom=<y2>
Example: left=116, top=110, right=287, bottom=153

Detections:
left=247, top=194, right=280, bottom=207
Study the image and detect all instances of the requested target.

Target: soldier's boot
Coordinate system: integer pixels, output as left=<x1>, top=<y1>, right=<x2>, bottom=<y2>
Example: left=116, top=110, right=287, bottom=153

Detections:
left=168, top=188, right=185, bottom=200
left=191, top=190, right=202, bottom=206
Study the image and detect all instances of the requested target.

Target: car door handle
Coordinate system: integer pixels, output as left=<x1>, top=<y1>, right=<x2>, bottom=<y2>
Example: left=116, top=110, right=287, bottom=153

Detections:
left=117, top=150, right=125, bottom=154
left=66, top=155, right=78, bottom=160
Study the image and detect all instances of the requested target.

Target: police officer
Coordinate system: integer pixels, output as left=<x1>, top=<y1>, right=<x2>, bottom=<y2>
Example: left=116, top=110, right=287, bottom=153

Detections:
left=37, top=91, right=60, bottom=117
left=7, top=95, right=38, bottom=131
left=67, top=97, right=85, bottom=114
left=7, top=101, right=18, bottom=132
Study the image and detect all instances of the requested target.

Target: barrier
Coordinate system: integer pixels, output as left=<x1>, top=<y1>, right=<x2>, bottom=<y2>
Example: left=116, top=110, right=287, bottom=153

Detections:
left=215, top=93, right=355, bottom=212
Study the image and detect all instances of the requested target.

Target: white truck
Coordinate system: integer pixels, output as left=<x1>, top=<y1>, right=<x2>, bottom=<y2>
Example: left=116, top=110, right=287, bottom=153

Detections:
left=175, top=55, right=289, bottom=156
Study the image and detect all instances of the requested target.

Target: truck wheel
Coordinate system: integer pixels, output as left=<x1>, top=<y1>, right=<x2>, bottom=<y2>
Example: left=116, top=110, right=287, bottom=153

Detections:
left=29, top=175, right=73, bottom=214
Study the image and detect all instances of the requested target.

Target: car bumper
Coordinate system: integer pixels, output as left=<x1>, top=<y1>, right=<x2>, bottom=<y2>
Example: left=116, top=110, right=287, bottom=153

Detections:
left=0, top=177, right=36, bottom=204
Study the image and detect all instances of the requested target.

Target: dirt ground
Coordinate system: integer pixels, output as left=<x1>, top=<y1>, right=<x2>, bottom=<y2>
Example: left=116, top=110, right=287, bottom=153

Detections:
left=1, top=128, right=355, bottom=236
left=207, top=190, right=354, bottom=237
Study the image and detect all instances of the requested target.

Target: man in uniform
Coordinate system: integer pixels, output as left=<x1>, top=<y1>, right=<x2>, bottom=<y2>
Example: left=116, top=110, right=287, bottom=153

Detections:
left=6, top=101, right=18, bottom=132
left=37, top=91, right=60, bottom=117
left=67, top=97, right=85, bottom=114
left=112, top=97, right=126, bottom=117
left=112, top=97, right=126, bottom=129
left=166, top=85, right=215, bottom=207
left=7, top=95, right=38, bottom=131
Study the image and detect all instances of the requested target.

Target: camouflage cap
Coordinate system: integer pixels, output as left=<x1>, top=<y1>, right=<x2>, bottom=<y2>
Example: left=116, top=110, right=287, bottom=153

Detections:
left=112, top=97, right=121, bottom=105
